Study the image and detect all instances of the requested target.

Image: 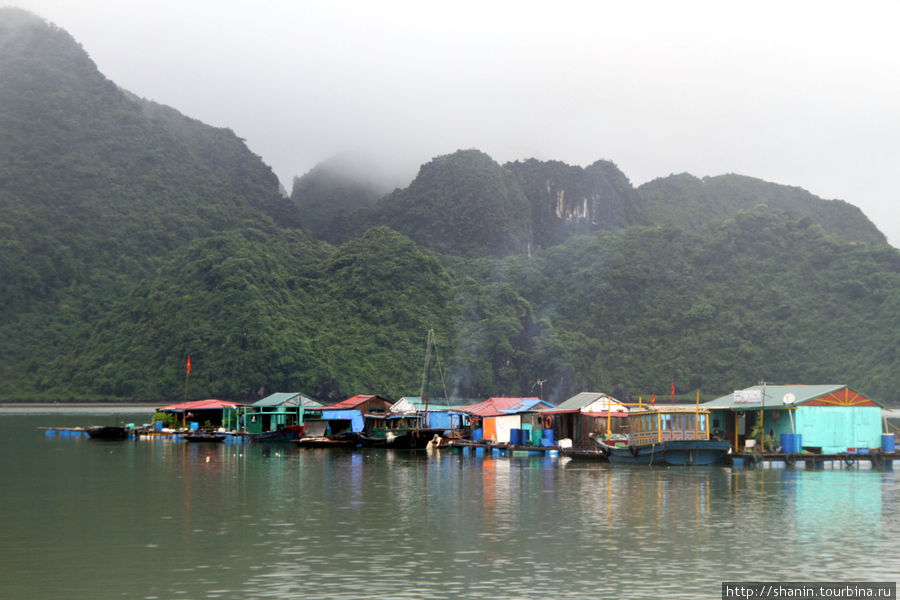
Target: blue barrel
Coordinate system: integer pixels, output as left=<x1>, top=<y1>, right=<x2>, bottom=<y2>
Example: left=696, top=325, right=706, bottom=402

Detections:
left=542, top=428, right=555, bottom=444
left=780, top=433, right=792, bottom=453
left=883, top=434, right=896, bottom=453
left=780, top=433, right=801, bottom=453
left=472, top=428, right=483, bottom=441
left=509, top=429, right=521, bottom=446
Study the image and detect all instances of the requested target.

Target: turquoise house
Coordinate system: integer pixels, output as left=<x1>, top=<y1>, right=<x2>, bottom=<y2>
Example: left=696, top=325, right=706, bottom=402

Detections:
left=705, top=384, right=885, bottom=453
left=241, top=392, right=323, bottom=434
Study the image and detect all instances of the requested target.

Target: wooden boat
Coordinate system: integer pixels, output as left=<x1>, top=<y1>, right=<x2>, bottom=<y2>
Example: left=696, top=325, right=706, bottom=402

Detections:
left=86, top=425, right=129, bottom=440
left=560, top=447, right=609, bottom=461
left=596, top=408, right=730, bottom=466
left=358, top=414, right=447, bottom=449
left=293, top=431, right=361, bottom=448
left=241, top=424, right=305, bottom=442
left=183, top=432, right=227, bottom=443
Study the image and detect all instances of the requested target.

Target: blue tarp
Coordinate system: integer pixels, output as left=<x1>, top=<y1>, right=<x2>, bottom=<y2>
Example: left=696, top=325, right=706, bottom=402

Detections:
left=500, top=398, right=551, bottom=414
left=320, top=410, right=365, bottom=432
left=425, top=411, right=468, bottom=429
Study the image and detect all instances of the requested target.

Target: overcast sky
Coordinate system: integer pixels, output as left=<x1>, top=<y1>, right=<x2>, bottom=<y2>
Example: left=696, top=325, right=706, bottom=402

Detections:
left=9, top=0, right=900, bottom=245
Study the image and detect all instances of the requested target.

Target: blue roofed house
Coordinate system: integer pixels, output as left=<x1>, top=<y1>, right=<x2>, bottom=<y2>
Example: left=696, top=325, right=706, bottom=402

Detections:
left=300, top=395, right=389, bottom=437
left=458, top=397, right=554, bottom=444
left=704, top=384, right=887, bottom=453
left=389, top=397, right=470, bottom=430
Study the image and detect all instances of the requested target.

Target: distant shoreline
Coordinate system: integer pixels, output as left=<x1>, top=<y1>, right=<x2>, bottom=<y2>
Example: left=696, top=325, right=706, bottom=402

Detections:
left=0, top=402, right=160, bottom=408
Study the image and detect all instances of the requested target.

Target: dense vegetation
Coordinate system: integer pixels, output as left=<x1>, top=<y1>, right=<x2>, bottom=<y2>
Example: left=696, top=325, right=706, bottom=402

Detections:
left=2, top=9, right=898, bottom=406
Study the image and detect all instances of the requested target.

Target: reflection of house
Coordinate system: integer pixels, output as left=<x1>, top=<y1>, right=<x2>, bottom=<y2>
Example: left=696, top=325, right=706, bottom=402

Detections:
left=705, top=384, right=885, bottom=453
left=539, top=392, right=629, bottom=448
left=243, top=392, right=323, bottom=434
left=458, top=397, right=553, bottom=444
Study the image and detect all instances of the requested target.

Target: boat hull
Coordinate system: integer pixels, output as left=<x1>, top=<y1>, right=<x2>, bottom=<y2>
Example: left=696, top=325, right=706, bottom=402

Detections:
left=242, top=424, right=304, bottom=442
left=184, top=432, right=227, bottom=443
left=560, top=448, right=609, bottom=461
left=602, top=440, right=730, bottom=466
left=86, top=426, right=128, bottom=440
left=294, top=432, right=361, bottom=448
left=358, top=428, right=445, bottom=449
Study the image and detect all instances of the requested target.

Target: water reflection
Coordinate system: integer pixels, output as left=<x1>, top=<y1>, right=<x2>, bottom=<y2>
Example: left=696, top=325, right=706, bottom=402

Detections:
left=1, top=412, right=897, bottom=600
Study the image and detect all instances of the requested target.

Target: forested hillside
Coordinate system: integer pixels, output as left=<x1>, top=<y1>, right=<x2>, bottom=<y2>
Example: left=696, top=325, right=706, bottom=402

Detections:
left=2, top=9, right=898, bottom=405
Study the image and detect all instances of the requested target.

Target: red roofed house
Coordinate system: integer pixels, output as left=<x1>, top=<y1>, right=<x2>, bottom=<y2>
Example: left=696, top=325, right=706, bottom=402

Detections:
left=458, top=397, right=553, bottom=444
left=328, top=394, right=392, bottom=416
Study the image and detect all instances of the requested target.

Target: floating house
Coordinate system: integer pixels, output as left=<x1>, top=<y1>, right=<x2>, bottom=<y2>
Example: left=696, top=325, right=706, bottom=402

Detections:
left=704, top=384, right=886, bottom=453
left=540, top=392, right=629, bottom=448
left=240, top=392, right=323, bottom=437
left=389, top=396, right=470, bottom=430
left=329, top=394, right=392, bottom=415
left=156, top=399, right=243, bottom=430
left=459, top=397, right=553, bottom=445
left=300, top=394, right=389, bottom=438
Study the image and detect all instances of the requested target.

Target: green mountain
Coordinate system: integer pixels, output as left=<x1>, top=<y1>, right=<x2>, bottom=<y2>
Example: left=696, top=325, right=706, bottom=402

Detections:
left=287, top=152, right=409, bottom=234
left=635, top=173, right=886, bottom=244
left=506, top=158, right=640, bottom=249
left=295, top=156, right=884, bottom=259
left=323, top=149, right=534, bottom=258
left=0, top=9, right=285, bottom=305
left=2, top=9, right=899, bottom=406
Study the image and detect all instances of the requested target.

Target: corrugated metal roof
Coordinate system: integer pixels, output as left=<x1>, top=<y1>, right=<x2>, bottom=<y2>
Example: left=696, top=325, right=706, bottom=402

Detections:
left=329, top=394, right=376, bottom=409
left=158, top=399, right=242, bottom=411
left=253, top=392, right=322, bottom=408
left=704, top=384, right=881, bottom=410
left=458, top=397, right=546, bottom=417
left=553, top=392, right=627, bottom=412
left=393, top=397, right=468, bottom=411
left=499, top=398, right=553, bottom=413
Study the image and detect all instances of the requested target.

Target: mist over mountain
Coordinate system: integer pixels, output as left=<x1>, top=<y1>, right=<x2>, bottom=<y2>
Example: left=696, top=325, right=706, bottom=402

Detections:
left=2, top=9, right=898, bottom=405
left=293, top=149, right=885, bottom=258
left=287, top=151, right=412, bottom=234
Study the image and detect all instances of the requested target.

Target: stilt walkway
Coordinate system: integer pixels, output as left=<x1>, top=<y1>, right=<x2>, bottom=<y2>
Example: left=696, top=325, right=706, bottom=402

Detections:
left=732, top=451, right=896, bottom=469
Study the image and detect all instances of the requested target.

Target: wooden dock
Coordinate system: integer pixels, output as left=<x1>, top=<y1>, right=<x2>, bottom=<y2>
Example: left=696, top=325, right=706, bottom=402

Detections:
left=732, top=451, right=897, bottom=469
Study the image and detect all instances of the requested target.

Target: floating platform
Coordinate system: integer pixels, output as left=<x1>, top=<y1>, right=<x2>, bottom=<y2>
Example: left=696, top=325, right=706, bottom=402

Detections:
left=731, top=451, right=897, bottom=469
left=39, top=426, right=88, bottom=437
left=444, top=439, right=559, bottom=457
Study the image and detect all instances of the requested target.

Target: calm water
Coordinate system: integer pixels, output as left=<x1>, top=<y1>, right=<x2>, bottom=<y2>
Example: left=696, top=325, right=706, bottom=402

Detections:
left=1, top=407, right=897, bottom=600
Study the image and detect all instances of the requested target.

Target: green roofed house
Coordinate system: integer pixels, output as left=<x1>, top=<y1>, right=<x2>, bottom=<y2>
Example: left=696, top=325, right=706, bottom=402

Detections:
left=240, top=392, right=324, bottom=437
left=704, top=384, right=885, bottom=454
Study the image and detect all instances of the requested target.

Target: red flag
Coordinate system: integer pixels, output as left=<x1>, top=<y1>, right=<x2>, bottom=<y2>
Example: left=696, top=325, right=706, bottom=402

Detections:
left=670, top=381, right=675, bottom=402
left=651, top=393, right=656, bottom=405
left=186, top=355, right=191, bottom=375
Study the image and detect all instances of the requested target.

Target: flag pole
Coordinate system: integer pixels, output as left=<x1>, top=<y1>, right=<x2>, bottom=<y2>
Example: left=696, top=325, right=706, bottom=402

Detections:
left=183, top=355, right=191, bottom=429
left=184, top=355, right=191, bottom=401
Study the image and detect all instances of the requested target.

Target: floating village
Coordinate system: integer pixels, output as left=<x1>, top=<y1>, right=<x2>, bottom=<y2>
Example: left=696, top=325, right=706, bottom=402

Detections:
left=42, top=383, right=900, bottom=469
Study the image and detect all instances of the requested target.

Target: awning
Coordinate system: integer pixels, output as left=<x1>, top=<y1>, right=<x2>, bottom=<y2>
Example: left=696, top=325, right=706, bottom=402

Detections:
left=158, top=399, right=243, bottom=412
